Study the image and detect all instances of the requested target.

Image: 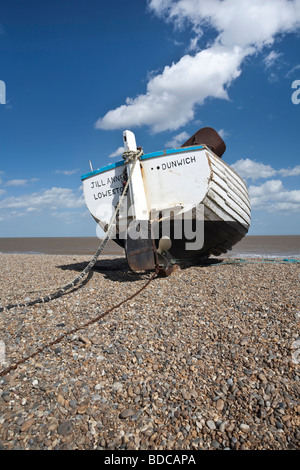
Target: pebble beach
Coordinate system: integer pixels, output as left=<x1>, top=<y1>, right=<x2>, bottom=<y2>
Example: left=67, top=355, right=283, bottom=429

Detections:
left=0, top=253, right=299, bottom=450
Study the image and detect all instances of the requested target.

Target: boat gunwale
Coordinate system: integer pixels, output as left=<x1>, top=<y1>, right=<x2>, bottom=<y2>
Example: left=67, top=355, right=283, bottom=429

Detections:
left=81, top=145, right=205, bottom=181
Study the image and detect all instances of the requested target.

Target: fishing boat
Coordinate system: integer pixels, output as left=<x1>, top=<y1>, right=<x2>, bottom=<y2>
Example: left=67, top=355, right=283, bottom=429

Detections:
left=81, top=127, right=251, bottom=273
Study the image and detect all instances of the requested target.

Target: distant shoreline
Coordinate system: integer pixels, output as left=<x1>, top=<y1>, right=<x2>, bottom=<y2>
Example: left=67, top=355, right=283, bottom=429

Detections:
left=0, top=235, right=299, bottom=258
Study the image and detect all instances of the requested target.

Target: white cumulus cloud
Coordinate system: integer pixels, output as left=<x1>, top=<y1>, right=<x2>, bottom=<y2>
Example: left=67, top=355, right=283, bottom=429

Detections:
left=95, top=0, right=300, bottom=133
left=5, top=178, right=39, bottom=187
left=264, top=50, right=282, bottom=68
left=231, top=158, right=277, bottom=181
left=109, top=146, right=124, bottom=158
left=165, top=131, right=189, bottom=148
left=148, top=0, right=300, bottom=49
left=278, top=165, right=300, bottom=177
left=96, top=44, right=244, bottom=133
left=0, top=187, right=85, bottom=213
left=249, top=179, right=300, bottom=212
left=231, top=158, right=300, bottom=181
left=55, top=169, right=79, bottom=176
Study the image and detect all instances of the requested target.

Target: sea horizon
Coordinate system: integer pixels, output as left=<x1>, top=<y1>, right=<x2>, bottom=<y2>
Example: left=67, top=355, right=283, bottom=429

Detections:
left=0, top=235, right=299, bottom=258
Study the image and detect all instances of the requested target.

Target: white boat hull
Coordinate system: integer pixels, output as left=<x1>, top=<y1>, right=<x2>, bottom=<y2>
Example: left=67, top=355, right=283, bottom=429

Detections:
left=82, top=140, right=251, bottom=266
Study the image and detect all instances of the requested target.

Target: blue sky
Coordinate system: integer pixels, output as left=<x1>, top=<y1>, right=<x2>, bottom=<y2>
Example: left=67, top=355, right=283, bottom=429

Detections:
left=0, top=0, right=300, bottom=237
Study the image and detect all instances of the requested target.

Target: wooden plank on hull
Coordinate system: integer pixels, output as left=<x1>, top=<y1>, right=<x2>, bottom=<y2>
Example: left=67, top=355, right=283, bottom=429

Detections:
left=210, top=173, right=251, bottom=216
left=203, top=196, right=249, bottom=236
left=210, top=162, right=251, bottom=209
left=209, top=180, right=251, bottom=224
left=209, top=153, right=249, bottom=195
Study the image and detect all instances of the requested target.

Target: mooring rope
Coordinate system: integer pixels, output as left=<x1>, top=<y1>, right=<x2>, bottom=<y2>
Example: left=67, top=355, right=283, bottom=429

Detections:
left=0, top=148, right=163, bottom=378
left=0, top=267, right=158, bottom=378
left=0, top=148, right=144, bottom=313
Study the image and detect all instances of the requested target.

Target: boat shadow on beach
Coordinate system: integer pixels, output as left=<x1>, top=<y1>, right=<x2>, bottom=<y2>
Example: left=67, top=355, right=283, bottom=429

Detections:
left=57, top=256, right=225, bottom=283
left=57, top=256, right=144, bottom=283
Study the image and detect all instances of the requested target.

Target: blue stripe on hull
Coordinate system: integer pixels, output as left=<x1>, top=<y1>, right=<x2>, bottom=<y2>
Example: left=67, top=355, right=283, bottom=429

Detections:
left=81, top=145, right=204, bottom=181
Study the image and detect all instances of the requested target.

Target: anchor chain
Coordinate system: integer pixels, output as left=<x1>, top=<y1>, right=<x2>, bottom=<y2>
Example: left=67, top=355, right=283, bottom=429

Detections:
left=0, top=148, right=144, bottom=313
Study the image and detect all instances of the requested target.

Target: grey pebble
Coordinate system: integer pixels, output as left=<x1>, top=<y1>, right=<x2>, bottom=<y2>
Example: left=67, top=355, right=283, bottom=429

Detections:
left=1, top=392, right=10, bottom=403
left=0, top=253, right=299, bottom=451
left=119, top=409, right=135, bottom=419
left=57, top=421, right=73, bottom=436
left=206, top=420, right=216, bottom=430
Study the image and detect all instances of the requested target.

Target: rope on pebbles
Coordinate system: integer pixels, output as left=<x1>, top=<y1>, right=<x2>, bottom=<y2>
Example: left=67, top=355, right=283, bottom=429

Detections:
left=0, top=269, right=158, bottom=378
left=0, top=148, right=161, bottom=378
left=0, top=149, right=143, bottom=314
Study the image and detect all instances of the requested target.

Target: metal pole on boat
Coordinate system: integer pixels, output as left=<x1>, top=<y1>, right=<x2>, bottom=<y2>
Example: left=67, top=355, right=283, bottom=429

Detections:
left=123, top=130, right=157, bottom=271
left=123, top=130, right=148, bottom=221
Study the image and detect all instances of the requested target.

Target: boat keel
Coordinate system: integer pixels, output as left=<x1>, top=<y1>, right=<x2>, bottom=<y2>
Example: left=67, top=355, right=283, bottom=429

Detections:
left=125, top=221, right=157, bottom=272
left=125, top=221, right=178, bottom=276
